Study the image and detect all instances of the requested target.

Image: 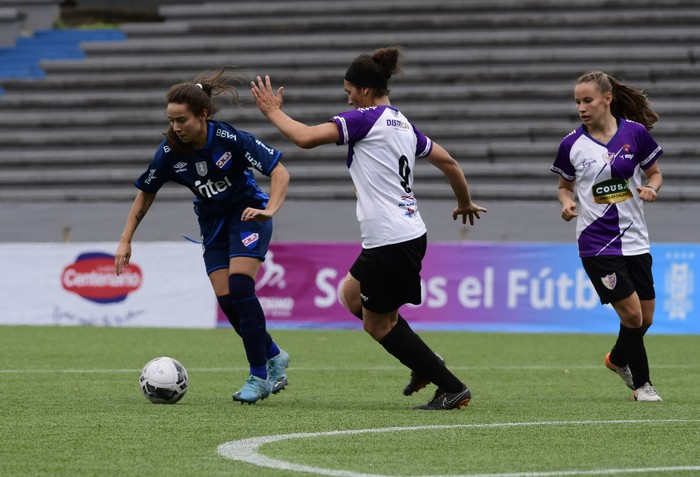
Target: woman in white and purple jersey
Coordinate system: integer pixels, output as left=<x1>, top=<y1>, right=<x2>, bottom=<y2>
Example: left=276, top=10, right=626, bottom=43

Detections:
left=551, top=71, right=664, bottom=402
left=252, top=46, right=487, bottom=410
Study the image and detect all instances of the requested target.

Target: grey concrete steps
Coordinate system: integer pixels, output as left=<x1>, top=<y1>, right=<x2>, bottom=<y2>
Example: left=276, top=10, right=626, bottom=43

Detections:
left=35, top=45, right=700, bottom=76
left=2, top=83, right=697, bottom=112
left=0, top=184, right=193, bottom=202
left=80, top=27, right=700, bottom=57
left=0, top=0, right=59, bottom=31
left=2, top=136, right=698, bottom=171
left=5, top=160, right=698, bottom=183
left=9, top=99, right=699, bottom=125
left=1, top=0, right=698, bottom=203
left=2, top=180, right=697, bottom=203
left=1, top=118, right=699, bottom=151
left=152, top=10, right=700, bottom=34
left=158, top=0, right=700, bottom=18
left=0, top=147, right=155, bottom=165
left=0, top=7, right=21, bottom=47
left=10, top=63, right=700, bottom=92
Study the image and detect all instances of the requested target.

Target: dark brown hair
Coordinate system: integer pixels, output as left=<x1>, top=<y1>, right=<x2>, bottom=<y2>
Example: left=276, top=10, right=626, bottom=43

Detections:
left=346, top=46, right=403, bottom=97
left=164, top=66, right=246, bottom=154
left=576, top=71, right=659, bottom=130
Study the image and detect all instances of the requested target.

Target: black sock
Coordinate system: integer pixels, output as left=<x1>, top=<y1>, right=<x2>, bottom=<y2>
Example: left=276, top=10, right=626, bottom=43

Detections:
left=619, top=325, right=651, bottom=389
left=379, top=324, right=463, bottom=392
left=610, top=321, right=652, bottom=367
left=353, top=310, right=412, bottom=330
left=396, top=313, right=411, bottom=329
left=609, top=324, right=626, bottom=366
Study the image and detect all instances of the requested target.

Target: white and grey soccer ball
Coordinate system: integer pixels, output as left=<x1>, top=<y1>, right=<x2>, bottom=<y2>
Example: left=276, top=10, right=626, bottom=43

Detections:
left=139, top=357, right=189, bottom=404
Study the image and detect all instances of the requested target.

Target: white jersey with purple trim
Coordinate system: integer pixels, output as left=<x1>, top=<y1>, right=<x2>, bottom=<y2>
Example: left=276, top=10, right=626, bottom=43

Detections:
left=551, top=118, right=662, bottom=257
left=330, top=105, right=433, bottom=248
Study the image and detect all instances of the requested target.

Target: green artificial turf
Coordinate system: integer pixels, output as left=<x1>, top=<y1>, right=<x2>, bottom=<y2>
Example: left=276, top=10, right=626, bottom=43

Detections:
left=1, top=325, right=698, bottom=476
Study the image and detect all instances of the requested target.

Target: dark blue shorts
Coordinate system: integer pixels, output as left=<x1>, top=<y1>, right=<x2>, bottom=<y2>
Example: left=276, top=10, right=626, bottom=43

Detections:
left=197, top=210, right=272, bottom=275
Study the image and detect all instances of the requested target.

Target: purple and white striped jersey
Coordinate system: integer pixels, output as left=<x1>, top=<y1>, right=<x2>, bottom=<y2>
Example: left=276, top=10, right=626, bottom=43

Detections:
left=330, top=106, right=433, bottom=248
left=551, top=118, right=662, bottom=257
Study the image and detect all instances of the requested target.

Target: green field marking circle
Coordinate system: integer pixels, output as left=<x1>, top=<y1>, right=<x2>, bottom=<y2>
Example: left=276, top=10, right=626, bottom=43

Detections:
left=217, top=419, right=700, bottom=477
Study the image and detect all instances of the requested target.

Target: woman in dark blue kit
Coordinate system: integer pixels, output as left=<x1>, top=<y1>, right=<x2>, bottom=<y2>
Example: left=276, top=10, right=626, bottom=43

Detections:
left=115, top=67, right=290, bottom=405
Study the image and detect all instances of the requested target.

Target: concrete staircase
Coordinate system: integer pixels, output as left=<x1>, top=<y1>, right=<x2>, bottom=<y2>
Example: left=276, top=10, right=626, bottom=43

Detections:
left=1, top=0, right=699, bottom=202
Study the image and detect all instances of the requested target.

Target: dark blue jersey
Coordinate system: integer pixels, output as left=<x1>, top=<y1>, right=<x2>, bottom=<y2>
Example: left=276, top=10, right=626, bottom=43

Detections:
left=135, top=120, right=282, bottom=215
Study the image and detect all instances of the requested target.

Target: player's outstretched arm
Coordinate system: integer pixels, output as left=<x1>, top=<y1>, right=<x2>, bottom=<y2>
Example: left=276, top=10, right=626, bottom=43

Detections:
left=115, top=191, right=156, bottom=275
left=251, top=75, right=339, bottom=149
left=425, top=142, right=486, bottom=225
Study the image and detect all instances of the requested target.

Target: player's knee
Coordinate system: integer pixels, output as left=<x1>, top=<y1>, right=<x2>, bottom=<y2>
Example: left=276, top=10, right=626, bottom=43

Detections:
left=339, top=278, right=361, bottom=314
left=619, top=308, right=643, bottom=328
left=362, top=320, right=383, bottom=341
left=228, top=273, right=256, bottom=302
left=362, top=313, right=395, bottom=341
left=339, top=289, right=361, bottom=315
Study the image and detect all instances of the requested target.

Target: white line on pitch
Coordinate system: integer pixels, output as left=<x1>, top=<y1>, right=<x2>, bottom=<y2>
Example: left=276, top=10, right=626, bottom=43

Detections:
left=217, top=420, right=700, bottom=477
left=0, top=363, right=696, bottom=374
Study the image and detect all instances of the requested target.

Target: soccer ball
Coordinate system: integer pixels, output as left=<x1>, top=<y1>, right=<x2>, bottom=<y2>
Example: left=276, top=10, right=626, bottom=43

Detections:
left=139, top=356, right=189, bottom=404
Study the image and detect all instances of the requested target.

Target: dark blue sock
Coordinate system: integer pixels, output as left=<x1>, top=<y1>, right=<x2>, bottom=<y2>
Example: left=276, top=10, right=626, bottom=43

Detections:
left=218, top=293, right=280, bottom=360
left=217, top=295, right=241, bottom=334
left=266, top=338, right=280, bottom=360
left=229, top=274, right=268, bottom=379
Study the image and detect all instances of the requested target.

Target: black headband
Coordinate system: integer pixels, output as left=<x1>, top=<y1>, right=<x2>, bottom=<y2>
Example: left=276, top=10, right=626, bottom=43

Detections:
left=344, top=64, right=387, bottom=90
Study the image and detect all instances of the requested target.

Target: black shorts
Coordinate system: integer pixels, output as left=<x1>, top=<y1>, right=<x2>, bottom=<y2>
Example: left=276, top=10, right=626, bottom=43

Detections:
left=581, top=253, right=655, bottom=305
left=349, top=234, right=427, bottom=313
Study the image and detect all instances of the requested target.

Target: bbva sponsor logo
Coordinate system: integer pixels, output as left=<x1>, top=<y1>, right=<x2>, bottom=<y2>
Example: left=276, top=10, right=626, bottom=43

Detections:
left=62, top=252, right=142, bottom=304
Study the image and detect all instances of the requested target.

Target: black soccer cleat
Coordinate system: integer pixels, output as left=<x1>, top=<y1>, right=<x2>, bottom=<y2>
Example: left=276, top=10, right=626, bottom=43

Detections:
left=402, top=353, right=444, bottom=396
left=414, top=384, right=471, bottom=410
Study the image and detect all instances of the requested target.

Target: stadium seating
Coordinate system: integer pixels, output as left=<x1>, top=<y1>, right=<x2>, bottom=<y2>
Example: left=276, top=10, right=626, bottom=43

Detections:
left=0, top=7, right=22, bottom=47
left=0, top=0, right=699, bottom=202
left=0, top=0, right=59, bottom=32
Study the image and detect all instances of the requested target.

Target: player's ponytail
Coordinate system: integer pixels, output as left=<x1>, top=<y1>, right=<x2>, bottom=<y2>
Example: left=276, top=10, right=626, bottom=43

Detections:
left=163, top=66, right=246, bottom=154
left=577, top=71, right=659, bottom=130
left=345, top=45, right=403, bottom=97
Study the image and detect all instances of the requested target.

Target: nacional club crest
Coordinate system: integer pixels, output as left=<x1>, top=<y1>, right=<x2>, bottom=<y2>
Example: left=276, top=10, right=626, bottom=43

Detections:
left=241, top=232, right=259, bottom=248
left=215, top=151, right=232, bottom=169
left=601, top=273, right=617, bottom=290
left=195, top=161, right=208, bottom=176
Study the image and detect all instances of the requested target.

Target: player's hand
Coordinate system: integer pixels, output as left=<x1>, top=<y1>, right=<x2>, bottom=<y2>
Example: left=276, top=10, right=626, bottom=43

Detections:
left=561, top=202, right=578, bottom=221
left=115, top=242, right=131, bottom=276
left=453, top=203, right=487, bottom=225
left=637, top=185, right=658, bottom=202
left=241, top=207, right=273, bottom=222
left=251, top=75, right=284, bottom=117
